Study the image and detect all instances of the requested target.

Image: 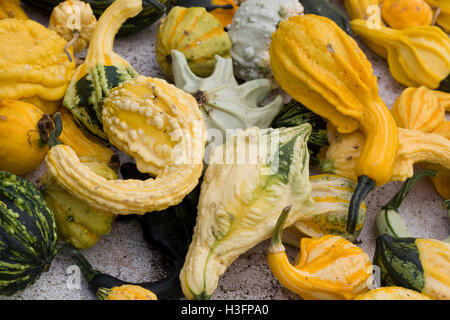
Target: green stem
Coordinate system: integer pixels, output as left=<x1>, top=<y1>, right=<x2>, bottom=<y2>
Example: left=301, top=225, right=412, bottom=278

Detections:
left=58, top=242, right=100, bottom=283
left=49, top=113, right=63, bottom=148
left=270, top=206, right=292, bottom=250
left=382, top=170, right=437, bottom=212
left=347, top=175, right=375, bottom=235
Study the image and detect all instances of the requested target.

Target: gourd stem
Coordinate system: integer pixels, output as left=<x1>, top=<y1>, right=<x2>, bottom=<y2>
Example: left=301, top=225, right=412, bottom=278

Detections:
left=347, top=175, right=375, bottom=235
left=58, top=242, right=101, bottom=283
left=270, top=206, right=291, bottom=253
left=48, top=113, right=63, bottom=148
left=64, top=30, right=80, bottom=63
left=382, top=170, right=437, bottom=212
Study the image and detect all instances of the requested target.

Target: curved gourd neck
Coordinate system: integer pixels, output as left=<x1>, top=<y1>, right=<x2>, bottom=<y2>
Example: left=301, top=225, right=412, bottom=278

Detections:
left=85, top=0, right=143, bottom=67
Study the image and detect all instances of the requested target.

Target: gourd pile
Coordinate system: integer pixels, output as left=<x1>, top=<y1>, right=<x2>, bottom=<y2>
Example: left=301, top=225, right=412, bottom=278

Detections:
left=0, top=0, right=449, bottom=301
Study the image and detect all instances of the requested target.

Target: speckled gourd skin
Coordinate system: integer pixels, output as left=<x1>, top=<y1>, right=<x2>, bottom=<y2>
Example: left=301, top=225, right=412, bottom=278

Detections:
left=180, top=125, right=315, bottom=300
left=228, top=0, right=304, bottom=81
left=46, top=75, right=206, bottom=215
left=156, top=6, right=232, bottom=79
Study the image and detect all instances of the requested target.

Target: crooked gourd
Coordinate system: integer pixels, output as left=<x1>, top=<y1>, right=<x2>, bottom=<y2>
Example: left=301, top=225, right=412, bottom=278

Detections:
left=63, top=0, right=141, bottom=139
left=46, top=75, right=206, bottom=215
left=180, top=125, right=315, bottom=299
left=270, top=14, right=399, bottom=235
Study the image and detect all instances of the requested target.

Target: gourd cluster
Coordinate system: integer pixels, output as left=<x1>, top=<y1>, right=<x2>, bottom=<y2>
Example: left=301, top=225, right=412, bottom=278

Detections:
left=0, top=0, right=448, bottom=301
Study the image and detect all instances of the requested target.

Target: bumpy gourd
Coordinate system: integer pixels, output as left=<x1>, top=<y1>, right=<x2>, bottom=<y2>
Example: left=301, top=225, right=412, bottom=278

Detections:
left=171, top=49, right=283, bottom=148
left=0, top=172, right=58, bottom=296
left=320, top=128, right=450, bottom=182
left=42, top=159, right=117, bottom=249
left=155, top=6, right=231, bottom=79
left=97, top=285, right=158, bottom=300
left=354, top=287, right=432, bottom=300
left=46, top=75, right=206, bottom=215
left=58, top=107, right=115, bottom=164
left=283, top=174, right=367, bottom=246
left=63, top=0, right=140, bottom=139
left=269, top=208, right=373, bottom=300
left=49, top=0, right=97, bottom=53
left=344, top=0, right=380, bottom=20
left=0, top=0, right=27, bottom=20
left=0, top=100, right=53, bottom=175
left=227, top=0, right=304, bottom=81
left=180, top=125, right=315, bottom=300
left=381, top=0, right=433, bottom=29
left=0, top=19, right=75, bottom=115
left=350, top=19, right=450, bottom=89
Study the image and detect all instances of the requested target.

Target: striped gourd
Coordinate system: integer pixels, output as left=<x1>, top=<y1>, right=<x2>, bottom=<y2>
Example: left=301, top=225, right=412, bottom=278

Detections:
left=155, top=6, right=232, bottom=78
left=63, top=0, right=141, bottom=139
left=0, top=172, right=57, bottom=296
left=284, top=174, right=366, bottom=246
left=21, top=0, right=173, bottom=36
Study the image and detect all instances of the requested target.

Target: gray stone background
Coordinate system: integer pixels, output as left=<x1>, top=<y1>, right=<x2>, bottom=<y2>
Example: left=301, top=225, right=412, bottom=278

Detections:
left=3, top=0, right=449, bottom=300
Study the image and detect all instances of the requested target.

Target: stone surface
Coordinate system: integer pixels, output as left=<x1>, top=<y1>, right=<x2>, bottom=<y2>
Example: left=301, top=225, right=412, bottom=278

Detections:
left=3, top=1, right=449, bottom=300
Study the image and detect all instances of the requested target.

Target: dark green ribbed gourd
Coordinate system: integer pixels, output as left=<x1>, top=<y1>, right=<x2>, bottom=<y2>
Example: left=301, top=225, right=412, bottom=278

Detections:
left=0, top=172, right=58, bottom=296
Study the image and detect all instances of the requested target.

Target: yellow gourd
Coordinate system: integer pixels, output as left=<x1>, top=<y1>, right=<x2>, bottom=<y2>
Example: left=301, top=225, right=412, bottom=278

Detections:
left=45, top=76, right=206, bottom=215
left=381, top=0, right=433, bottom=29
left=49, top=0, right=97, bottom=53
left=350, top=19, right=450, bottom=89
left=0, top=0, right=27, bottom=20
left=354, top=287, right=432, bottom=300
left=0, top=19, right=75, bottom=115
left=344, top=0, right=381, bottom=20
left=0, top=99, right=52, bottom=175
left=268, top=208, right=373, bottom=300
left=321, top=128, right=450, bottom=182
left=210, top=0, right=238, bottom=28
left=97, top=285, right=157, bottom=300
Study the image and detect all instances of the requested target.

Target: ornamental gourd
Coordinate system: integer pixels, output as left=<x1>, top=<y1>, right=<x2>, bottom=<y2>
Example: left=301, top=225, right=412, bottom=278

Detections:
left=354, top=287, right=432, bottom=300
left=0, top=100, right=54, bottom=175
left=320, top=128, right=450, bottom=182
left=97, top=285, right=158, bottom=300
left=0, top=18, right=75, bottom=115
left=0, top=0, right=28, bottom=20
left=63, top=0, right=140, bottom=139
left=227, top=0, right=304, bottom=81
left=180, top=125, right=315, bottom=300
left=22, top=0, right=173, bottom=36
left=0, top=172, right=58, bottom=296
left=171, top=49, right=283, bottom=148
left=47, top=75, right=206, bottom=215
left=283, top=174, right=367, bottom=246
left=381, top=0, right=433, bottom=29
left=302, top=0, right=352, bottom=35
left=269, top=14, right=399, bottom=235
left=374, top=171, right=450, bottom=300
left=155, top=6, right=232, bottom=79
left=177, top=0, right=239, bottom=28
left=49, top=0, right=97, bottom=53
left=350, top=19, right=450, bottom=90
left=344, top=0, right=380, bottom=21
left=268, top=207, right=373, bottom=300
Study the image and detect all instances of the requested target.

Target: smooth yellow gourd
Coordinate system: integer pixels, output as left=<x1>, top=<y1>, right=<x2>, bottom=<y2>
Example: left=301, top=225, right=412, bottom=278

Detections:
left=381, top=0, right=433, bottom=29
left=0, top=0, right=27, bottom=20
left=344, top=0, right=381, bottom=20
left=351, top=19, right=450, bottom=89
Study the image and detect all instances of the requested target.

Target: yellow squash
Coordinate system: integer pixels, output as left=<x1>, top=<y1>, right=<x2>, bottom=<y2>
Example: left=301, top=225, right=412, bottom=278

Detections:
left=321, top=128, right=450, bottom=182
left=350, top=19, right=450, bottom=89
left=0, top=0, right=27, bottom=20
left=269, top=207, right=373, bottom=300
left=0, top=19, right=75, bottom=115
left=0, top=99, right=52, bottom=175
left=381, top=0, right=433, bottom=29
left=46, top=76, right=206, bottom=215
left=354, top=287, right=432, bottom=300
left=270, top=14, right=399, bottom=235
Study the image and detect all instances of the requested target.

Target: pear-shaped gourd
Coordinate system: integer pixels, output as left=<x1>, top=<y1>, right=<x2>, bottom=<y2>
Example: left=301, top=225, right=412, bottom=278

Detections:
left=350, top=19, right=450, bottom=90
left=171, top=49, right=283, bottom=148
left=180, top=125, right=315, bottom=299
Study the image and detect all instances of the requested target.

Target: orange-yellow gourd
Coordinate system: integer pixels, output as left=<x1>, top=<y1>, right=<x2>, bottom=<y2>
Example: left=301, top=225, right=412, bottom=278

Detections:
left=344, top=0, right=381, bottom=20
left=0, top=0, right=27, bottom=20
left=210, top=0, right=238, bottom=28
left=381, top=0, right=433, bottom=29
